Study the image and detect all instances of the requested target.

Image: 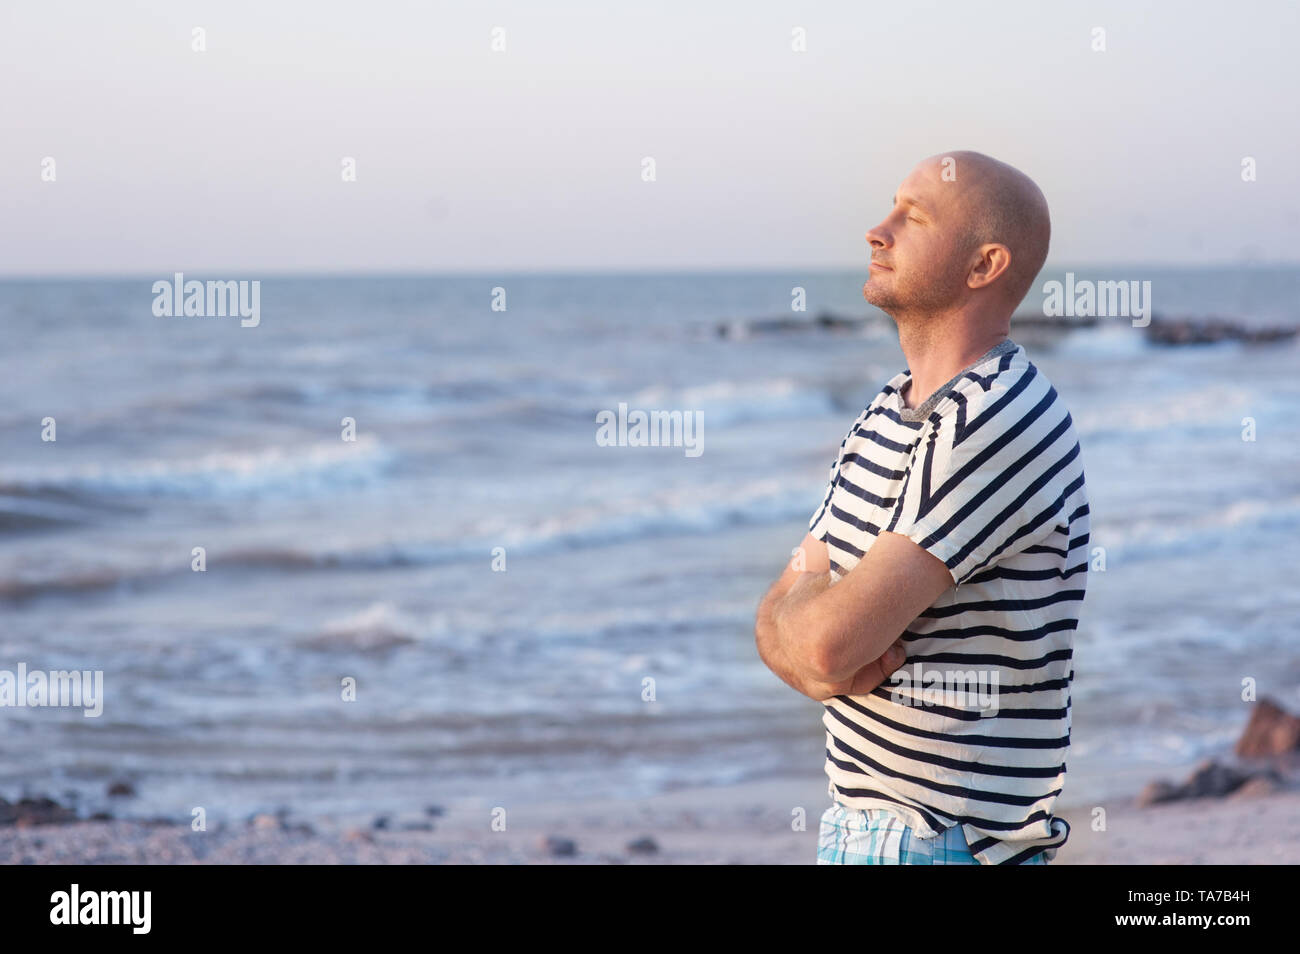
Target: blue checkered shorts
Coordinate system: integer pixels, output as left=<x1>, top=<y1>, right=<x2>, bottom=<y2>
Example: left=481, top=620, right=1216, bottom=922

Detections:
left=817, top=804, right=1051, bottom=865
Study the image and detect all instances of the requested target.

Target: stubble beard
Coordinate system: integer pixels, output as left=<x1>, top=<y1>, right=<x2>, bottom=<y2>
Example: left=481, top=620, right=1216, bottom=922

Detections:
left=863, top=266, right=963, bottom=323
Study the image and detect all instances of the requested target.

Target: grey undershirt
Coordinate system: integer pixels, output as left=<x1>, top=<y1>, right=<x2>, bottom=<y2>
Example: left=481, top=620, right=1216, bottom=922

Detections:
left=897, top=338, right=1020, bottom=423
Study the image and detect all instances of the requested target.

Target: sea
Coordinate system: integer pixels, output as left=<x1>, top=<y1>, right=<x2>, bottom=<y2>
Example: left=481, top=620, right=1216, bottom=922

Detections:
left=2, top=265, right=1298, bottom=823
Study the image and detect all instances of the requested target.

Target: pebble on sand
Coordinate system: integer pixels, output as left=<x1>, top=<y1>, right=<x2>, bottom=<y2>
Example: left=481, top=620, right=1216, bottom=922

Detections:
left=0, top=796, right=79, bottom=828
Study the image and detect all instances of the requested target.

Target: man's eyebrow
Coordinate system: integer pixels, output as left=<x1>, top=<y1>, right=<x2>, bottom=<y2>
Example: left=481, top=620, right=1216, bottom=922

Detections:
left=893, top=194, right=930, bottom=215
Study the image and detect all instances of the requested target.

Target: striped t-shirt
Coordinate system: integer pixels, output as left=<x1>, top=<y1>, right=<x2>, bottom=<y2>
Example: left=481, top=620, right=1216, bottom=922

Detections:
left=807, top=337, right=1089, bottom=865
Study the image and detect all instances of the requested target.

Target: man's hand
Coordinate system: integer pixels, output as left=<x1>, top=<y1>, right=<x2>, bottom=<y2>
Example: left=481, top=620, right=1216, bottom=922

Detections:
left=800, top=637, right=909, bottom=702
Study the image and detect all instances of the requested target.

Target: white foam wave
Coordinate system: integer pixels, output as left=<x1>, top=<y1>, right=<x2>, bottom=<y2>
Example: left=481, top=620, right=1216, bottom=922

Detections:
left=1096, top=493, right=1300, bottom=562
left=0, top=437, right=392, bottom=499
left=620, top=378, right=836, bottom=427
left=1073, top=385, right=1255, bottom=438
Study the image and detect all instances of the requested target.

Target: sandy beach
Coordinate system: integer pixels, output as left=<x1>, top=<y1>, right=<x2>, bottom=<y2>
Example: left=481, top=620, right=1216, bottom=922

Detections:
left=4, top=772, right=1298, bottom=865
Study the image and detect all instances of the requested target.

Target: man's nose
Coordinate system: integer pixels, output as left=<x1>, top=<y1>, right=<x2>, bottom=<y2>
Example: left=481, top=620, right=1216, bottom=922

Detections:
left=865, top=223, right=890, bottom=249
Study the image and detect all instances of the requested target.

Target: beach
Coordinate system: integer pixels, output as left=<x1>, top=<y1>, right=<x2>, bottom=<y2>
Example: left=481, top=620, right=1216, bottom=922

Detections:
left=3, top=270, right=1300, bottom=864
left=4, top=772, right=1299, bottom=864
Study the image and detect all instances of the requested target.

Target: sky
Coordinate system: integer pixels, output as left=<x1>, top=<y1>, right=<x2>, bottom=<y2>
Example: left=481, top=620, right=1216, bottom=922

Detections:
left=1, top=0, right=1297, bottom=275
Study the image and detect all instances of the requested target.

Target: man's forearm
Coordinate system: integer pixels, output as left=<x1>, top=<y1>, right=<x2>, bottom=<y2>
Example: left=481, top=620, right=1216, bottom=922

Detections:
left=756, top=584, right=812, bottom=696
left=757, top=572, right=907, bottom=702
left=755, top=573, right=833, bottom=697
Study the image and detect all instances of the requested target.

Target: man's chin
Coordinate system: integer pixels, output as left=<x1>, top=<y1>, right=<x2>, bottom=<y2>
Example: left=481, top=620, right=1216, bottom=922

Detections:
left=861, top=281, right=890, bottom=309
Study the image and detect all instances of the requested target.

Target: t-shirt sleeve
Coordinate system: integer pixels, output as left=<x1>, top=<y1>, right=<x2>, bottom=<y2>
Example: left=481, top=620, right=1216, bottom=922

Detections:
left=884, top=383, right=1080, bottom=586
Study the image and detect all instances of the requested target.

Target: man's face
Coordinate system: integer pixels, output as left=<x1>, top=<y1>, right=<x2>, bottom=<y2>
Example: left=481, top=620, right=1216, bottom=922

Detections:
left=862, top=160, right=973, bottom=317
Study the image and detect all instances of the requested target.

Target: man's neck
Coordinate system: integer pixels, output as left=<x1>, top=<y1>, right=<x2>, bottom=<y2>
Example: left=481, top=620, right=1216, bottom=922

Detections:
left=898, top=324, right=1010, bottom=410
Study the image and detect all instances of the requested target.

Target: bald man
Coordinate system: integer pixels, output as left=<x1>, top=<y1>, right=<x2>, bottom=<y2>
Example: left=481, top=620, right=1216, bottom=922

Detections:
left=755, top=151, right=1090, bottom=865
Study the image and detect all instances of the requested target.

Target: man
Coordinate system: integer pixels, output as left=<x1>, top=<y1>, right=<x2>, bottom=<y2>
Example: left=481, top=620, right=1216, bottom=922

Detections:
left=755, top=151, right=1089, bottom=865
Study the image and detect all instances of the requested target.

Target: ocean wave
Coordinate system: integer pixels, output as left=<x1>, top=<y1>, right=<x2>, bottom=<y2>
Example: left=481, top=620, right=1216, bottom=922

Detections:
left=11, top=376, right=843, bottom=439
left=1072, top=384, right=1256, bottom=438
left=0, top=475, right=818, bottom=600
left=0, top=437, right=392, bottom=501
left=358, top=376, right=844, bottom=430
left=299, top=602, right=424, bottom=652
left=1095, top=493, right=1300, bottom=562
left=397, top=475, right=812, bottom=565
left=0, top=565, right=130, bottom=600
left=618, top=378, right=838, bottom=427
left=216, top=475, right=815, bottom=570
left=0, top=493, right=118, bottom=531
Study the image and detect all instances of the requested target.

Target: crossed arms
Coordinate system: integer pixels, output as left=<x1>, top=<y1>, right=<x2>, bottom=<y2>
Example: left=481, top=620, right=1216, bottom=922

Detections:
left=754, top=530, right=956, bottom=702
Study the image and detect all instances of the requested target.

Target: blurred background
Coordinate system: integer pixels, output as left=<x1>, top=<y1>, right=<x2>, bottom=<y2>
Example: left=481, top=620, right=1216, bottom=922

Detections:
left=0, top=0, right=1297, bottom=825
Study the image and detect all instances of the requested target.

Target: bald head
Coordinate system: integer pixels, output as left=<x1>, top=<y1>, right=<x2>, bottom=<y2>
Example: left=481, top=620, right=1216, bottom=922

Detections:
left=930, top=151, right=1051, bottom=307
left=863, top=151, right=1052, bottom=321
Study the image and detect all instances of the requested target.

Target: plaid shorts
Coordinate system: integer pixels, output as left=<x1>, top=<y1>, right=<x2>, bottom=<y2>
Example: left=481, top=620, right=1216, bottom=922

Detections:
left=817, top=804, right=1052, bottom=865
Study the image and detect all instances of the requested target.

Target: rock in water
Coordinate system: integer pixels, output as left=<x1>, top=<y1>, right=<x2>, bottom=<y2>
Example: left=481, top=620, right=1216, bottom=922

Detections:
left=1235, top=697, right=1300, bottom=758
left=1145, top=316, right=1299, bottom=346
left=626, top=836, right=659, bottom=855
left=541, top=835, right=577, bottom=857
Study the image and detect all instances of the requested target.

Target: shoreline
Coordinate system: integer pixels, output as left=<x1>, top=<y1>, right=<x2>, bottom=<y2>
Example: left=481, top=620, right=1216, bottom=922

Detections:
left=4, top=772, right=1298, bottom=865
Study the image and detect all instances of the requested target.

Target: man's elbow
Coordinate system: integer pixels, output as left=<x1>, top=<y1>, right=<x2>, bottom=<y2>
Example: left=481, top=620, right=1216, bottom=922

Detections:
left=753, top=615, right=769, bottom=662
left=804, top=618, right=861, bottom=684
left=758, top=594, right=826, bottom=678
left=807, top=642, right=849, bottom=685
left=753, top=593, right=779, bottom=661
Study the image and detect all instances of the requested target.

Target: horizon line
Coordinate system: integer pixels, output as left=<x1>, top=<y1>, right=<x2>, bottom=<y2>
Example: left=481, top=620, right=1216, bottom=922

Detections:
left=1, top=260, right=1296, bottom=282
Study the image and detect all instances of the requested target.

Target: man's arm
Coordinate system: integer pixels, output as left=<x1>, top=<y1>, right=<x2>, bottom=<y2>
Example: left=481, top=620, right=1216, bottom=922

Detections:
left=773, top=530, right=956, bottom=685
left=755, top=532, right=908, bottom=701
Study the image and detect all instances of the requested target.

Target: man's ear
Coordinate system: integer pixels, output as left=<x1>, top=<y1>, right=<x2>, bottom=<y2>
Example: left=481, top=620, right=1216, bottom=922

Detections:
left=967, top=244, right=1012, bottom=290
